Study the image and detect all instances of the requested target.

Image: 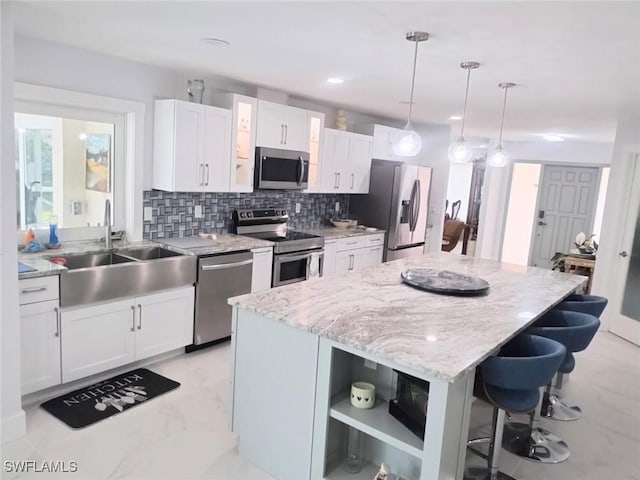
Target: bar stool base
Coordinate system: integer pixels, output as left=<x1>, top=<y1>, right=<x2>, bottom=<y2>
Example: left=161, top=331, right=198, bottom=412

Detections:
left=502, top=422, right=570, bottom=463
left=542, top=393, right=582, bottom=421
left=464, top=465, right=517, bottom=480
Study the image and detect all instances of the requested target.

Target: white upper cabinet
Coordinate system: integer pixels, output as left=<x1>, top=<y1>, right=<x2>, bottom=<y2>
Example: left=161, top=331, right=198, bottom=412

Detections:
left=212, top=94, right=257, bottom=192
left=356, top=123, right=415, bottom=162
left=304, top=110, right=326, bottom=193
left=153, top=99, right=232, bottom=192
left=256, top=100, right=309, bottom=151
left=319, top=128, right=373, bottom=194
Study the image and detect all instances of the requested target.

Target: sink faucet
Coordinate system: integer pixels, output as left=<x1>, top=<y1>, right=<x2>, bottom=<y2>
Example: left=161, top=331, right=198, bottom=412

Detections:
left=104, top=199, right=112, bottom=248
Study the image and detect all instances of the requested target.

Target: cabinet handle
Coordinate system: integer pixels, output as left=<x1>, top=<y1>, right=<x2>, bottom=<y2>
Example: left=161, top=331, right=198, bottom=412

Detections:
left=199, top=164, right=204, bottom=186
left=280, top=124, right=284, bottom=145
left=284, top=124, right=288, bottom=144
left=334, top=172, right=338, bottom=189
left=21, top=286, right=47, bottom=294
left=350, top=173, right=354, bottom=189
left=54, top=307, right=60, bottom=337
left=336, top=172, right=341, bottom=189
left=131, top=305, right=135, bottom=332
left=205, top=163, right=210, bottom=186
left=138, top=304, right=142, bottom=330
left=349, top=254, right=354, bottom=270
left=346, top=241, right=358, bottom=245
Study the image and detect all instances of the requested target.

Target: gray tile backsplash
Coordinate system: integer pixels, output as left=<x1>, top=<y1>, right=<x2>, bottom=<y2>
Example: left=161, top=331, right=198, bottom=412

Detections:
left=143, top=190, right=350, bottom=240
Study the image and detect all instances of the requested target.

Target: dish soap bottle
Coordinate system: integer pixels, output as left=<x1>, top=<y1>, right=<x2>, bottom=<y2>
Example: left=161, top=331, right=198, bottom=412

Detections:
left=49, top=215, right=59, bottom=246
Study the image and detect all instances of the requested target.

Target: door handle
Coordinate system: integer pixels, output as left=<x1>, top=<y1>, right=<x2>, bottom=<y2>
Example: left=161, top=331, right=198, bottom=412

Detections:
left=137, top=304, right=142, bottom=330
left=284, top=124, right=288, bottom=144
left=54, top=307, right=60, bottom=337
left=130, top=305, right=135, bottom=332
left=334, top=172, right=338, bottom=189
left=336, top=172, right=341, bottom=189
left=538, top=221, right=547, bottom=226
left=205, top=164, right=210, bottom=186
left=21, top=286, right=47, bottom=294
left=350, top=173, right=354, bottom=189
left=280, top=124, right=284, bottom=144
left=349, top=254, right=354, bottom=270
left=619, top=251, right=628, bottom=258
left=199, top=164, right=204, bottom=186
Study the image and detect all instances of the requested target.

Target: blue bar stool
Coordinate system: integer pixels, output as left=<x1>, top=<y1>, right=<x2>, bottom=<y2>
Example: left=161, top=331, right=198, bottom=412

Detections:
left=465, top=334, right=566, bottom=480
left=555, top=293, right=608, bottom=317
left=529, top=309, right=601, bottom=421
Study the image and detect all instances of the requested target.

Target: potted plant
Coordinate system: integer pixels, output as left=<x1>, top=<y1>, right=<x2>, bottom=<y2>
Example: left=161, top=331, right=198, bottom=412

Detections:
left=574, top=232, right=598, bottom=255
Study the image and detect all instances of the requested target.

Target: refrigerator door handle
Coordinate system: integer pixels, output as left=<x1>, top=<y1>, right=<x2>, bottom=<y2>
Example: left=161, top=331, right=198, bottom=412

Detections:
left=412, top=179, right=421, bottom=232
left=408, top=179, right=419, bottom=232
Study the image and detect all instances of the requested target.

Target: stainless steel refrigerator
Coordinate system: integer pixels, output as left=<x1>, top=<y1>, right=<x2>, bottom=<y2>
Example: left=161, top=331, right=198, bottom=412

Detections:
left=350, top=160, right=432, bottom=261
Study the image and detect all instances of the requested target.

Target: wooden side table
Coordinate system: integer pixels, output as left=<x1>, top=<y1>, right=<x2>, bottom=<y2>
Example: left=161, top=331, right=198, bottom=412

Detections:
left=563, top=255, right=596, bottom=293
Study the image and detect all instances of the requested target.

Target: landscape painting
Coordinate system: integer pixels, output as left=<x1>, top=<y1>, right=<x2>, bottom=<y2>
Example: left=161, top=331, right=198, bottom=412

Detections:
left=85, top=133, right=111, bottom=192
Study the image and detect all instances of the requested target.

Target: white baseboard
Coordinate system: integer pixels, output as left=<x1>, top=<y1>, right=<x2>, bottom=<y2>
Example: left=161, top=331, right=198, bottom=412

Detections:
left=1, top=410, right=26, bottom=443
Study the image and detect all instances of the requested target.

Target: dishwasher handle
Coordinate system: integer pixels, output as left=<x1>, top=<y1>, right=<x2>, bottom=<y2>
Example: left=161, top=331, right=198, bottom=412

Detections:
left=201, top=259, right=253, bottom=271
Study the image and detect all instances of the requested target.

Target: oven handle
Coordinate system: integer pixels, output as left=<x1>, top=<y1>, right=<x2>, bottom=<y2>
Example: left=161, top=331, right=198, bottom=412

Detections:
left=201, top=259, right=253, bottom=271
left=305, top=251, right=325, bottom=279
left=276, top=252, right=315, bottom=263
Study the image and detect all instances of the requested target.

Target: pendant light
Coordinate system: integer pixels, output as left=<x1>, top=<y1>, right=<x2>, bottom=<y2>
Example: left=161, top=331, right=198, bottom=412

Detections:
left=448, top=61, right=480, bottom=163
left=488, top=82, right=516, bottom=168
left=392, top=31, right=430, bottom=157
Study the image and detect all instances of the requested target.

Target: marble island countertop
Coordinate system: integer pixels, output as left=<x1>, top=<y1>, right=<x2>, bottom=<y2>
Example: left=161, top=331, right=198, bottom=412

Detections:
left=301, top=226, right=384, bottom=240
left=229, top=252, right=587, bottom=382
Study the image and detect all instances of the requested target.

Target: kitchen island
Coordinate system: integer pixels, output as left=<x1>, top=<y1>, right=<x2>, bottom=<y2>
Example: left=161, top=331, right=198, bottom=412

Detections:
left=228, top=253, right=586, bottom=480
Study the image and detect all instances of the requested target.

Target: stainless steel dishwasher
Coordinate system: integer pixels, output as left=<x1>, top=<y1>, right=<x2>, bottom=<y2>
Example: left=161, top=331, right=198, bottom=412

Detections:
left=193, top=251, right=253, bottom=346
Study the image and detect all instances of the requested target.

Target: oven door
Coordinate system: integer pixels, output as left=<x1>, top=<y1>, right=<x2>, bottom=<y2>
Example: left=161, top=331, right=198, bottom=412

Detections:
left=256, top=147, right=309, bottom=190
left=272, top=249, right=324, bottom=287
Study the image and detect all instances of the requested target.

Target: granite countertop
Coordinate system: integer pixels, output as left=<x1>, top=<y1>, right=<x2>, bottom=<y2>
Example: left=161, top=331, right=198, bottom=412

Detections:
left=229, top=252, right=586, bottom=383
left=301, top=226, right=385, bottom=240
left=160, top=234, right=273, bottom=256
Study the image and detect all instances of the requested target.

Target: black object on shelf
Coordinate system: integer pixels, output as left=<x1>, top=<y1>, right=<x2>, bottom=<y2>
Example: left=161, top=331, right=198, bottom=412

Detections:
left=388, top=370, right=430, bottom=440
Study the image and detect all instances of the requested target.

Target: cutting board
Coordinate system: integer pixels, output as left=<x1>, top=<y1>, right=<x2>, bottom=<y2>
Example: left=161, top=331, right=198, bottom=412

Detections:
left=161, top=237, right=217, bottom=249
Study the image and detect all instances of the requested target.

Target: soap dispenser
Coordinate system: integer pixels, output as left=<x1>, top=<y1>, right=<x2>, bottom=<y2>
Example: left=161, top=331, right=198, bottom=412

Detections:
left=48, top=215, right=59, bottom=246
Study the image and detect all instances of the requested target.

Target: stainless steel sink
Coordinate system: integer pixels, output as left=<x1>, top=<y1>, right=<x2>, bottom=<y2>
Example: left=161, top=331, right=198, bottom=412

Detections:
left=118, top=246, right=182, bottom=260
left=55, top=247, right=197, bottom=307
left=62, top=252, right=137, bottom=270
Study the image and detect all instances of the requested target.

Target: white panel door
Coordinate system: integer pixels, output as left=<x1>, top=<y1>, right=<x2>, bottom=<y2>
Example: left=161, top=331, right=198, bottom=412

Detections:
left=173, top=101, right=205, bottom=191
left=609, top=154, right=640, bottom=345
left=20, top=300, right=61, bottom=394
left=61, top=299, right=136, bottom=383
left=256, top=100, right=286, bottom=149
left=349, top=133, right=373, bottom=193
left=203, top=106, right=232, bottom=192
left=530, top=165, right=600, bottom=267
left=135, top=287, right=195, bottom=361
left=283, top=105, right=309, bottom=151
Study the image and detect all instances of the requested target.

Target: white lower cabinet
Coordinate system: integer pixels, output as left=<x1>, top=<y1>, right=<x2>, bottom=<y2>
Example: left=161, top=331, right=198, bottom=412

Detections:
left=251, top=247, right=273, bottom=292
left=322, top=240, right=337, bottom=275
left=61, top=286, right=194, bottom=383
left=326, top=233, right=385, bottom=274
left=20, top=299, right=62, bottom=395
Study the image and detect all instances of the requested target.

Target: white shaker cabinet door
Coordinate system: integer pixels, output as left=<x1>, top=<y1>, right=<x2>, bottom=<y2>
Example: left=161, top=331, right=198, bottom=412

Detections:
left=349, top=133, right=373, bottom=193
left=20, top=300, right=62, bottom=395
left=256, top=100, right=286, bottom=149
left=363, top=245, right=384, bottom=268
left=203, top=107, right=232, bottom=192
left=334, top=250, right=354, bottom=274
left=282, top=105, right=309, bottom=151
left=172, top=101, right=206, bottom=191
left=134, top=287, right=195, bottom=361
left=251, top=248, right=273, bottom=292
left=61, top=299, right=136, bottom=383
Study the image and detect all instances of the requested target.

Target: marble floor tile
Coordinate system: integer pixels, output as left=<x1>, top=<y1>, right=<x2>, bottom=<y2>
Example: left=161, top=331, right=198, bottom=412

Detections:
left=2, top=332, right=638, bottom=479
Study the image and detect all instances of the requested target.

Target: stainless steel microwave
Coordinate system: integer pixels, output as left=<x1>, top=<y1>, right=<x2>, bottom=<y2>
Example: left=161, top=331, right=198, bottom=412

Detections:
left=254, top=147, right=310, bottom=190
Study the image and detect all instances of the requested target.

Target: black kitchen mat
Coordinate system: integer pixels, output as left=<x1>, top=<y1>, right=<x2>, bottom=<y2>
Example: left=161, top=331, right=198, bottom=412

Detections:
left=41, top=368, right=180, bottom=429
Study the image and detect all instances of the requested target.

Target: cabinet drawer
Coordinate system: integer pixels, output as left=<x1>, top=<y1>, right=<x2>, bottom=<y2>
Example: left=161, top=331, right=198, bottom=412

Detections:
left=19, top=276, right=59, bottom=305
left=336, top=237, right=365, bottom=252
left=364, top=233, right=385, bottom=246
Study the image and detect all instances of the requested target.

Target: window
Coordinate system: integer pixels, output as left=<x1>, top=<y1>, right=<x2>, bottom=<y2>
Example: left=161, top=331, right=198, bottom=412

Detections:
left=14, top=105, right=122, bottom=231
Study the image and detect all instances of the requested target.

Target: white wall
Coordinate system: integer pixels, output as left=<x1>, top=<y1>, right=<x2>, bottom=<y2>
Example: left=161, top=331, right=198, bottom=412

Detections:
left=592, top=114, right=640, bottom=330
left=445, top=162, right=473, bottom=221
left=477, top=139, right=613, bottom=260
left=1, top=2, right=27, bottom=442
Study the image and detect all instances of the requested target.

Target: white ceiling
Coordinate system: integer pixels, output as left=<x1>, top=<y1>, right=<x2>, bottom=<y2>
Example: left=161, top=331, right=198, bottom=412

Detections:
left=12, top=1, right=640, bottom=143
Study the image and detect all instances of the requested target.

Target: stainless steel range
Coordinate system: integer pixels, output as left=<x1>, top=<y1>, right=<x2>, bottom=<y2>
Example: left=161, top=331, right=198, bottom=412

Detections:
left=233, top=208, right=324, bottom=287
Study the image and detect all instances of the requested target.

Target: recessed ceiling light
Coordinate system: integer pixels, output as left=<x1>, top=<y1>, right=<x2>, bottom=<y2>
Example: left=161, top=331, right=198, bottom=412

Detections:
left=327, top=78, right=344, bottom=84
left=449, top=115, right=463, bottom=121
left=201, top=38, right=230, bottom=47
left=477, top=144, right=488, bottom=149
left=543, top=134, right=564, bottom=142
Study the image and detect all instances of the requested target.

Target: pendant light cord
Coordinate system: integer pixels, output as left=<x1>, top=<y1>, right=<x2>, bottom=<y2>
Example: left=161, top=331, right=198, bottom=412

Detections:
left=407, top=39, right=419, bottom=125
left=497, top=86, right=509, bottom=146
left=460, top=67, right=472, bottom=138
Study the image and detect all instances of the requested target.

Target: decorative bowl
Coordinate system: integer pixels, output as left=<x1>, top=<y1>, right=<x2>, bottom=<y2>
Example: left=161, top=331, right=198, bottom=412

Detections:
left=330, top=218, right=355, bottom=229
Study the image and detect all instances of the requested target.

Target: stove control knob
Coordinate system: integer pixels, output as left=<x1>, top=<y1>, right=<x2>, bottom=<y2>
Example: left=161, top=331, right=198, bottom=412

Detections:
left=239, top=212, right=245, bottom=218
left=281, top=210, right=287, bottom=216
left=274, top=210, right=280, bottom=216
left=247, top=211, right=252, bottom=217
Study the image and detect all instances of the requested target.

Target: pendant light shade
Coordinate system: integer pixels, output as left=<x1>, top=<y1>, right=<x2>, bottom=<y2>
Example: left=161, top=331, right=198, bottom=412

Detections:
left=448, top=61, right=480, bottom=164
left=392, top=31, right=429, bottom=157
left=488, top=82, right=516, bottom=168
